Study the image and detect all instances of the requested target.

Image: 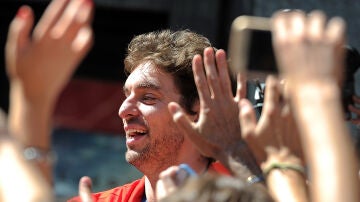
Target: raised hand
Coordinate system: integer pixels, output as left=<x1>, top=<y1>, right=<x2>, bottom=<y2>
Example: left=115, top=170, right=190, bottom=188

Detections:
left=272, top=10, right=346, bottom=91
left=168, top=47, right=245, bottom=160
left=239, top=76, right=303, bottom=164
left=5, top=0, right=94, bottom=183
left=6, top=0, right=94, bottom=101
left=168, top=47, right=261, bottom=178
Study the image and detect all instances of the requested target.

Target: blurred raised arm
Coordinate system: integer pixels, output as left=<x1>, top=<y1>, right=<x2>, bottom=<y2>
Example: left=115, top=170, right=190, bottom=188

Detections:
left=272, top=10, right=360, bottom=202
left=5, top=0, right=94, bottom=182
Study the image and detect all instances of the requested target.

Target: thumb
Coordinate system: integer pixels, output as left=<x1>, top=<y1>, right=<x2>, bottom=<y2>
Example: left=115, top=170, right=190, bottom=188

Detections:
left=235, top=72, right=247, bottom=101
left=168, top=102, right=195, bottom=134
left=8, top=6, right=34, bottom=53
left=79, top=176, right=94, bottom=202
left=5, top=6, right=34, bottom=76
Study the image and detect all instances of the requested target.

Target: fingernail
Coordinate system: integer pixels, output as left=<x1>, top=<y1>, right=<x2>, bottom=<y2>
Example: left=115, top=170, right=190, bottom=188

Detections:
left=84, top=0, right=94, bottom=7
left=168, top=103, right=179, bottom=114
left=16, top=6, right=29, bottom=19
left=169, top=104, right=183, bottom=121
left=239, top=100, right=250, bottom=108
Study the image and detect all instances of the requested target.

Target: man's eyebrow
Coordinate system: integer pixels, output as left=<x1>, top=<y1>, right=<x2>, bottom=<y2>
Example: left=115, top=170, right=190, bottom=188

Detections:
left=136, top=81, right=161, bottom=90
left=123, top=81, right=161, bottom=93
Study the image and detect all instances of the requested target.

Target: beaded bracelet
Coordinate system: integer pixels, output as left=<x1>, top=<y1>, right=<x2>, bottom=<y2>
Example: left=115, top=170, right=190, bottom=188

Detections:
left=263, top=163, right=305, bottom=177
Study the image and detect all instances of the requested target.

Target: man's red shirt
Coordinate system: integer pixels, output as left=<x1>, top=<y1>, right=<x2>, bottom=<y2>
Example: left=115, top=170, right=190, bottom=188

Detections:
left=68, top=162, right=231, bottom=202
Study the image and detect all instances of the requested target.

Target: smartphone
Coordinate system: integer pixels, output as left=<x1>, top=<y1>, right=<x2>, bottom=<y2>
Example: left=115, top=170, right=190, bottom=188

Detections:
left=228, top=15, right=277, bottom=82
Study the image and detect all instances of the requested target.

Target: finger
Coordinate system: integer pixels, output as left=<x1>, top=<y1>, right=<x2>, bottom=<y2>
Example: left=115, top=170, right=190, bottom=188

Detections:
left=5, top=6, right=34, bottom=75
left=33, top=0, right=70, bottom=40
left=72, top=26, right=93, bottom=60
left=203, top=47, right=221, bottom=98
left=264, top=146, right=278, bottom=157
left=168, top=102, right=196, bottom=136
left=239, top=99, right=257, bottom=138
left=261, top=75, right=280, bottom=117
left=215, top=49, right=233, bottom=99
left=192, top=54, right=212, bottom=104
left=6, top=6, right=33, bottom=50
left=325, top=16, right=345, bottom=44
left=14, top=6, right=34, bottom=52
left=271, top=11, right=290, bottom=44
left=326, top=17, right=346, bottom=84
left=156, top=169, right=177, bottom=200
left=279, top=146, right=290, bottom=158
left=159, top=166, right=179, bottom=179
left=235, top=72, right=247, bottom=101
left=169, top=102, right=213, bottom=155
left=271, top=11, right=292, bottom=74
left=289, top=11, right=306, bottom=43
left=52, top=0, right=94, bottom=42
left=79, top=176, right=94, bottom=202
left=306, top=10, right=326, bottom=42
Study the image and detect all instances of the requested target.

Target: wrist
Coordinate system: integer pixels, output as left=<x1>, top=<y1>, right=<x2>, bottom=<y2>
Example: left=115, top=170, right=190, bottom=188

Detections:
left=222, top=141, right=263, bottom=179
left=8, top=82, right=55, bottom=149
left=262, top=162, right=306, bottom=177
left=290, top=80, right=341, bottom=103
left=9, top=80, right=59, bottom=105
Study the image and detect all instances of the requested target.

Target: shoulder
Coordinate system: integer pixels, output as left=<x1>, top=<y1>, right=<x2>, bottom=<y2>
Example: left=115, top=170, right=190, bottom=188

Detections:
left=68, top=177, right=145, bottom=202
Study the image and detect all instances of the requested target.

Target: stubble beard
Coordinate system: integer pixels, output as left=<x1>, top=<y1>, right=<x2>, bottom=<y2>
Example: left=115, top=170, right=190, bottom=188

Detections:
left=125, top=130, right=185, bottom=174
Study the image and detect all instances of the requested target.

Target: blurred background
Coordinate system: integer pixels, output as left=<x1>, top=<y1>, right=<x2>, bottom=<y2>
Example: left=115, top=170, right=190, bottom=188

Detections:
left=1, top=0, right=360, bottom=200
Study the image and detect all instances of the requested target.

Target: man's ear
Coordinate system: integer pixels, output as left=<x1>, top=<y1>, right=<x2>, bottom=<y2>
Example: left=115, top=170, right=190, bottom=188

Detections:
left=190, top=100, right=200, bottom=122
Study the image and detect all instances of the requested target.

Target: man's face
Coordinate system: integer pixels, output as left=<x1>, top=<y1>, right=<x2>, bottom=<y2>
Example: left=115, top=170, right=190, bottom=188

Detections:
left=119, top=62, right=185, bottom=171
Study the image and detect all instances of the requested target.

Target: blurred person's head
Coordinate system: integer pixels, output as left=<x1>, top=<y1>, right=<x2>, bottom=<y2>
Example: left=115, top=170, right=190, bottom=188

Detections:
left=160, top=174, right=273, bottom=202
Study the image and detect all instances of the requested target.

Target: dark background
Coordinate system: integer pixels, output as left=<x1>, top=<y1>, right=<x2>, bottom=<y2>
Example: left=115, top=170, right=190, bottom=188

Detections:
left=1, top=0, right=360, bottom=111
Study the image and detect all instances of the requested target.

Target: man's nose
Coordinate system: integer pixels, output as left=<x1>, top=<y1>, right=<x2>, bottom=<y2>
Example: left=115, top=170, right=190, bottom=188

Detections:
left=118, top=98, right=139, bottom=120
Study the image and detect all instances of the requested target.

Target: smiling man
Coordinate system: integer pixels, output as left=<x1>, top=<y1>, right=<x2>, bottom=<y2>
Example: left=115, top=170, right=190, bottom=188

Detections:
left=70, top=29, right=261, bottom=202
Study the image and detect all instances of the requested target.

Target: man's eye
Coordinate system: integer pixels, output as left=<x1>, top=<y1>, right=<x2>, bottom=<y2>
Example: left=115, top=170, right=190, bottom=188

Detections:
left=142, top=95, right=157, bottom=104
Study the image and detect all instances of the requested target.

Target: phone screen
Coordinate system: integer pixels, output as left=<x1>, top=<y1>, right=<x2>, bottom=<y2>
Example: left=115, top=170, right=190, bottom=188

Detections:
left=248, top=30, right=277, bottom=73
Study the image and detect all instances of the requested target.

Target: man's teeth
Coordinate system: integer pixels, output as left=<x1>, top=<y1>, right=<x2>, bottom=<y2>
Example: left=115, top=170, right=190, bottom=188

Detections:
left=127, top=129, right=147, bottom=135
